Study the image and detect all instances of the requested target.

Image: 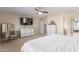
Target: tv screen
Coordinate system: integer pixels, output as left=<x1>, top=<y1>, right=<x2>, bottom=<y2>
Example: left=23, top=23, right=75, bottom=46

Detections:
left=20, top=17, right=33, bottom=26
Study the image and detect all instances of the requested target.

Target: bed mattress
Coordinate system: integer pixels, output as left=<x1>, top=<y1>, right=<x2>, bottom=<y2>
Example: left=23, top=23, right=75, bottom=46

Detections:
left=21, top=34, right=79, bottom=52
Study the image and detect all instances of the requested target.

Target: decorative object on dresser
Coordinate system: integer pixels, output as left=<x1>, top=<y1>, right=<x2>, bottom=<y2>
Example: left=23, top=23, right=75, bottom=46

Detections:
left=47, top=21, right=57, bottom=35
left=0, top=23, right=19, bottom=43
left=20, top=27, right=34, bottom=38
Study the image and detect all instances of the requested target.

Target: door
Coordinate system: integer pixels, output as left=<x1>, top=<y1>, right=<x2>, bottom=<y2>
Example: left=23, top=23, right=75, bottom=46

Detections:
left=40, top=18, right=47, bottom=34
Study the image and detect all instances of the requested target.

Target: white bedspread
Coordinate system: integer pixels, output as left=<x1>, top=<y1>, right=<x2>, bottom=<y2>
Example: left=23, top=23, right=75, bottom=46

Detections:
left=21, top=34, right=79, bottom=52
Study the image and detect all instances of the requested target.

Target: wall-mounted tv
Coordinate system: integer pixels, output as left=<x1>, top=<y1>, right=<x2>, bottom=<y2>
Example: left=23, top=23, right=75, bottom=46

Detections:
left=20, top=17, right=33, bottom=26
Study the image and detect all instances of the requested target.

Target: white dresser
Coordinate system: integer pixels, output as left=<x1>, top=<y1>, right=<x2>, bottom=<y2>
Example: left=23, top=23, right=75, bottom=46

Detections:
left=20, top=27, right=34, bottom=37
left=47, top=25, right=57, bottom=35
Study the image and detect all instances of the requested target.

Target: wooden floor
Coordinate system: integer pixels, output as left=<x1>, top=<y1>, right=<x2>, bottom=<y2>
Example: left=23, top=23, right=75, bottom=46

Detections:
left=0, top=34, right=46, bottom=52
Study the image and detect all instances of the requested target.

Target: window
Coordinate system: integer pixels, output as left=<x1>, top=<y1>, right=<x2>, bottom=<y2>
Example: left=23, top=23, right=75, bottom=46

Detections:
left=73, top=21, right=79, bottom=30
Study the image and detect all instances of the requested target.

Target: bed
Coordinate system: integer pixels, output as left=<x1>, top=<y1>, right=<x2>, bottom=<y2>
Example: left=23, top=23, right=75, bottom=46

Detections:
left=21, top=34, right=79, bottom=52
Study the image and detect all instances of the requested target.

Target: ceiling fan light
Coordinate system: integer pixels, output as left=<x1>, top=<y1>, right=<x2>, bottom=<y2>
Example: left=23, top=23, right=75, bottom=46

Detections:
left=38, top=12, right=42, bottom=15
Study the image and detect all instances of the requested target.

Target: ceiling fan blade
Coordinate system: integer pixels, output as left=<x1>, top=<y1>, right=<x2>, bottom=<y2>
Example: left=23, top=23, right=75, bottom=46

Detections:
left=42, top=11, right=48, bottom=13
left=35, top=7, right=48, bottom=15
left=35, top=8, right=39, bottom=11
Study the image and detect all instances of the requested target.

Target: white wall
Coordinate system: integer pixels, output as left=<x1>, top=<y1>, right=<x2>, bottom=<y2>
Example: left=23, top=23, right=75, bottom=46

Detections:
left=1, top=11, right=79, bottom=35
left=0, top=12, right=20, bottom=31
left=0, top=12, right=40, bottom=35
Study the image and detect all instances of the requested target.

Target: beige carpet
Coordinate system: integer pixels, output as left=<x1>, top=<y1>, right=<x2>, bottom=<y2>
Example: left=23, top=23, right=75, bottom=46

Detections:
left=0, top=34, right=46, bottom=52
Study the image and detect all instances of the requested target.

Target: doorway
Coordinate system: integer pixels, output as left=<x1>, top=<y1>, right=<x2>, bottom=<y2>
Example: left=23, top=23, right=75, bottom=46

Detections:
left=40, top=18, right=47, bottom=34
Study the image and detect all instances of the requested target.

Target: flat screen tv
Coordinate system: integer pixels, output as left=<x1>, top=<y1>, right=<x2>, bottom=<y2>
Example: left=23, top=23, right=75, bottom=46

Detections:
left=20, top=17, right=33, bottom=26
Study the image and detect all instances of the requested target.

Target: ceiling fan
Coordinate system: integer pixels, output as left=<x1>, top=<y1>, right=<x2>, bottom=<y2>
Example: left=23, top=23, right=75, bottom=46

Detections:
left=35, top=7, right=48, bottom=15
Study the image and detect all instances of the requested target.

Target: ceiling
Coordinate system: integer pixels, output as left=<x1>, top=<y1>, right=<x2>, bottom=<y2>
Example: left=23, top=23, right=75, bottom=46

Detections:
left=0, top=7, right=79, bottom=17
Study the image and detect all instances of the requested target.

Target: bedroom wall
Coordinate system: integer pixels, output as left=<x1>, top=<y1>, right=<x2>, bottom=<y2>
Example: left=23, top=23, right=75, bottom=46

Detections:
left=64, top=12, right=79, bottom=35
left=47, top=12, right=79, bottom=35
left=0, top=12, right=40, bottom=35
left=47, top=13, right=64, bottom=34
left=0, top=12, right=20, bottom=31
left=1, top=11, right=79, bottom=36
